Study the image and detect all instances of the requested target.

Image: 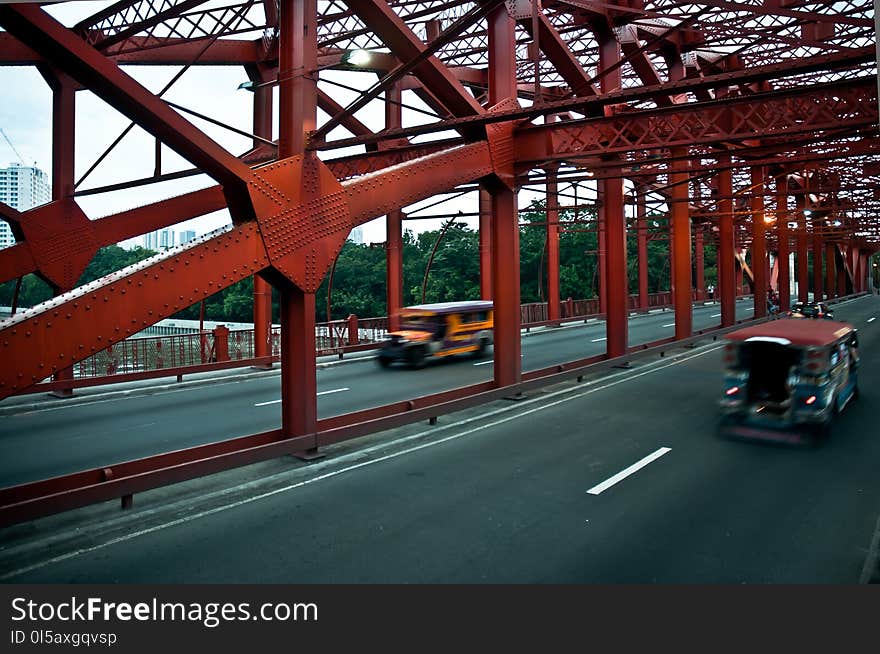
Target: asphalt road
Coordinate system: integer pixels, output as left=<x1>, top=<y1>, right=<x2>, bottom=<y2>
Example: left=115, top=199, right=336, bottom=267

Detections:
left=0, top=301, right=755, bottom=486
left=1, top=295, right=877, bottom=582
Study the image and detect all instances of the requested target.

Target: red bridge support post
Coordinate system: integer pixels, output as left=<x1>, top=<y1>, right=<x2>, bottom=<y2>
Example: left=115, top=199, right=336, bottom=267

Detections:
left=825, top=241, right=837, bottom=299
left=751, top=166, right=767, bottom=318
left=385, top=82, right=404, bottom=332
left=776, top=180, right=791, bottom=312
left=252, top=66, right=274, bottom=368
left=545, top=165, right=560, bottom=323
left=488, top=3, right=520, bottom=388
left=44, top=69, right=77, bottom=397
left=671, top=148, right=693, bottom=339
left=279, top=0, right=318, bottom=447
left=812, top=235, right=824, bottom=302
left=636, top=186, right=649, bottom=312
left=717, top=156, right=736, bottom=327
left=795, top=194, right=809, bottom=302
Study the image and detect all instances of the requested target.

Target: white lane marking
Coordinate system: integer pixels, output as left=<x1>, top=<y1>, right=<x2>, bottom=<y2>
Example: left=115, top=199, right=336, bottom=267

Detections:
left=0, top=346, right=721, bottom=580
left=661, top=323, right=675, bottom=328
left=710, top=314, right=721, bottom=318
left=868, top=317, right=876, bottom=323
left=586, top=447, right=672, bottom=495
left=255, top=387, right=349, bottom=406
left=591, top=337, right=607, bottom=342
left=475, top=354, right=524, bottom=366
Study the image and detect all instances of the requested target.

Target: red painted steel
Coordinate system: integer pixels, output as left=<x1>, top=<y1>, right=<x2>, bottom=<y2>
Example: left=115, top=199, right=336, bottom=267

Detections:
left=795, top=195, right=810, bottom=303
left=813, top=236, right=824, bottom=302
left=751, top=166, right=768, bottom=318
left=545, top=167, right=560, bottom=322
left=636, top=188, right=649, bottom=310
left=670, top=148, right=692, bottom=339
left=776, top=182, right=791, bottom=312
left=717, top=157, right=736, bottom=327
left=825, top=241, right=837, bottom=299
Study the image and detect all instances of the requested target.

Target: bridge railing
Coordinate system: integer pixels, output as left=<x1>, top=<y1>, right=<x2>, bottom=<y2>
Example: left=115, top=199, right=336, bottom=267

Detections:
left=14, top=292, right=682, bottom=395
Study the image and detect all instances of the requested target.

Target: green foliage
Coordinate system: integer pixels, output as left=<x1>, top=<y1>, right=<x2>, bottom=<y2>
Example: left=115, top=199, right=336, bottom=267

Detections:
left=3, top=209, right=706, bottom=323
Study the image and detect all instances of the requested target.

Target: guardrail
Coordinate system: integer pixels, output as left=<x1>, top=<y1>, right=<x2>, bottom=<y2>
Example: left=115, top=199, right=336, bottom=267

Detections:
left=9, top=291, right=735, bottom=396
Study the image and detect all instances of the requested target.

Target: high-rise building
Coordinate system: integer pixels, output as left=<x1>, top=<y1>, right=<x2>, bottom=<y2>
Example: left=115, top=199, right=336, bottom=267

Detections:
left=0, top=162, right=51, bottom=249
left=349, top=226, right=364, bottom=244
left=143, top=228, right=194, bottom=251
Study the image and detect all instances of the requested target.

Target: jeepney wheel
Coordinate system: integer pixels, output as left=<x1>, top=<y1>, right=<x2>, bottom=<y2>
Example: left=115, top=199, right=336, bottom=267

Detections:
left=473, top=337, right=489, bottom=359
left=407, top=345, right=426, bottom=369
left=377, top=355, right=392, bottom=369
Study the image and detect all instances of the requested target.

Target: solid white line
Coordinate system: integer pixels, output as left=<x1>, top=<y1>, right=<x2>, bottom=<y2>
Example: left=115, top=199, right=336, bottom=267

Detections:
left=255, top=387, right=349, bottom=406
left=661, top=323, right=675, bottom=328
left=868, top=317, right=876, bottom=323
left=591, top=337, right=607, bottom=342
left=0, top=345, right=721, bottom=581
left=586, top=447, right=671, bottom=495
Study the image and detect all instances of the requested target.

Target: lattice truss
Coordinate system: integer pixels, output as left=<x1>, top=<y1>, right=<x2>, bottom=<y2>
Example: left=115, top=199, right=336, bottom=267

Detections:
left=0, top=0, right=877, bottom=397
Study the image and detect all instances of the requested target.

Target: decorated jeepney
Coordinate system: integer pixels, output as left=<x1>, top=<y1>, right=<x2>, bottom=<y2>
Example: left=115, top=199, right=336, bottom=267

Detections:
left=377, top=300, right=493, bottom=369
left=719, top=318, right=860, bottom=445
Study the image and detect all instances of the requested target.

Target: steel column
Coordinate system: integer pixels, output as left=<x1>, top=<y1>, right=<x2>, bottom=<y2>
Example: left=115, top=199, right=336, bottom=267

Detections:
left=795, top=195, right=809, bottom=302
left=252, top=69, right=273, bottom=364
left=695, top=225, right=705, bottom=302
left=812, top=234, right=824, bottom=301
left=603, top=169, right=627, bottom=357
left=776, top=181, right=791, bottom=312
left=717, top=156, right=736, bottom=326
left=479, top=188, right=493, bottom=299
left=636, top=187, right=648, bottom=311
left=488, top=3, right=520, bottom=387
left=670, top=148, right=692, bottom=338
left=825, top=241, right=837, bottom=299
left=751, top=166, right=767, bottom=318
left=545, top=166, right=560, bottom=322
left=837, top=246, right=848, bottom=297
left=385, top=82, right=404, bottom=331
left=279, top=0, right=318, bottom=443
left=47, top=70, right=76, bottom=397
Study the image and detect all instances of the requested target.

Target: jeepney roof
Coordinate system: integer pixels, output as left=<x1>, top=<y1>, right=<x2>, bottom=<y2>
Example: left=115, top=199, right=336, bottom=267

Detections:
left=724, top=317, right=855, bottom=347
left=400, top=300, right=493, bottom=315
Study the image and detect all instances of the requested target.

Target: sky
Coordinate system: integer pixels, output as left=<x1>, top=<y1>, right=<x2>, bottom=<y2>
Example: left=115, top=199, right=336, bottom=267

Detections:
left=0, top=1, right=525, bottom=250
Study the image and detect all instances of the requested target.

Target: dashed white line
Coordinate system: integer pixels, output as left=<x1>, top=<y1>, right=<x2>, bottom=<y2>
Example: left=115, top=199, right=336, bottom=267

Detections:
left=255, top=387, right=349, bottom=406
left=591, top=337, right=607, bottom=342
left=710, top=314, right=721, bottom=318
left=474, top=360, right=494, bottom=366
left=868, top=317, right=876, bottom=323
left=661, top=323, right=675, bottom=328
left=586, top=447, right=672, bottom=495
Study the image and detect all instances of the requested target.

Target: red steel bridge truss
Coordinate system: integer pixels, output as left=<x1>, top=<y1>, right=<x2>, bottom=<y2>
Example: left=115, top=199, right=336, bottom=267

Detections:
left=0, top=0, right=878, bottom=522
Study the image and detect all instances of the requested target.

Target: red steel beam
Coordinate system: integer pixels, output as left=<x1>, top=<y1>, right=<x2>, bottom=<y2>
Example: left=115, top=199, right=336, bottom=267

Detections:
left=669, top=147, right=692, bottom=339
left=717, top=156, right=736, bottom=327
left=545, top=166, right=560, bottom=322
left=385, top=82, right=404, bottom=332
left=341, top=0, right=485, bottom=121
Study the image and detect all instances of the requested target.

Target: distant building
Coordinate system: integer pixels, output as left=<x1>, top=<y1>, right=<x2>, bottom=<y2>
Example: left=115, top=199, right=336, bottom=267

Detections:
left=143, top=228, right=196, bottom=251
left=349, top=226, right=364, bottom=244
left=0, top=162, right=51, bottom=249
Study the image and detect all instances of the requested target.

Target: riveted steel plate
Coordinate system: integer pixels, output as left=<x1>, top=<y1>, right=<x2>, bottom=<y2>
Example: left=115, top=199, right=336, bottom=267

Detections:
left=19, top=198, right=99, bottom=291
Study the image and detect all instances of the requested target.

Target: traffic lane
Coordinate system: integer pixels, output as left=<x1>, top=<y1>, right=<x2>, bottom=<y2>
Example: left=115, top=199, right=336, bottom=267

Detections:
left=10, top=314, right=878, bottom=583
left=0, top=297, right=859, bottom=486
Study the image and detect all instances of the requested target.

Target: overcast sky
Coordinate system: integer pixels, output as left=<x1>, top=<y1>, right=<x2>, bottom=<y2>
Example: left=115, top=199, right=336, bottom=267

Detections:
left=0, top=1, right=512, bottom=249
